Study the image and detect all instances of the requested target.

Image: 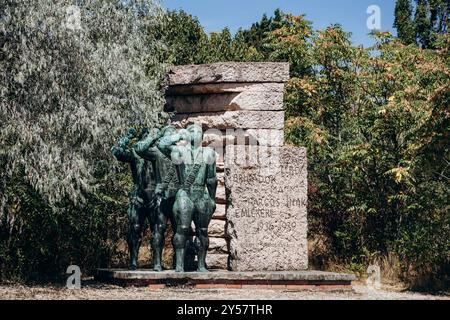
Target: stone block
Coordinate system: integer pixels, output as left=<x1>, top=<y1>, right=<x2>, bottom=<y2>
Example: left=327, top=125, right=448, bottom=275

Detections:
left=203, top=129, right=284, bottom=147
left=167, top=82, right=283, bottom=95
left=217, top=172, right=225, bottom=184
left=216, top=185, right=226, bottom=204
left=225, top=146, right=308, bottom=271
left=208, top=237, right=229, bottom=254
left=213, top=204, right=226, bottom=220
left=172, top=111, right=285, bottom=130
left=168, top=62, right=290, bottom=85
left=208, top=219, right=226, bottom=238
left=206, top=254, right=229, bottom=270
left=165, top=83, right=284, bottom=113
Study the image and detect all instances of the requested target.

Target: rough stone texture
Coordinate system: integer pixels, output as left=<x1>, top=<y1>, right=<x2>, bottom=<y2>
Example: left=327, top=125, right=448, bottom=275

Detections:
left=209, top=219, right=227, bottom=238
left=208, top=237, right=229, bottom=254
left=213, top=204, right=226, bottom=220
left=163, top=62, right=291, bottom=270
left=172, top=111, right=284, bottom=130
left=203, top=129, right=284, bottom=147
left=6, top=283, right=445, bottom=300
left=206, top=254, right=229, bottom=270
left=165, top=83, right=284, bottom=113
left=168, top=62, right=290, bottom=85
left=225, top=146, right=308, bottom=271
left=216, top=185, right=226, bottom=204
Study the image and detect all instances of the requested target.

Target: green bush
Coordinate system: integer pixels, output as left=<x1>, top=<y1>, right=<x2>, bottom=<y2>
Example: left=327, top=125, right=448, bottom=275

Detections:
left=0, top=165, right=130, bottom=282
left=0, top=0, right=168, bottom=282
left=279, top=23, right=449, bottom=289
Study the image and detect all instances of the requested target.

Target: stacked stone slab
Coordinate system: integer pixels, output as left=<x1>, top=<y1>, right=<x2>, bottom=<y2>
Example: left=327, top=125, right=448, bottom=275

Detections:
left=166, top=62, right=292, bottom=270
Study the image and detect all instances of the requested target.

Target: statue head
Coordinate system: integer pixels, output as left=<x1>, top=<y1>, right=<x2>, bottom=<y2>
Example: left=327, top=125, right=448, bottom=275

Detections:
left=186, top=124, right=203, bottom=148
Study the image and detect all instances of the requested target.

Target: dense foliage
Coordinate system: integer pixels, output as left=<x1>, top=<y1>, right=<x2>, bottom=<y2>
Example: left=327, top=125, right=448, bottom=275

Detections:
left=160, top=10, right=261, bottom=65
left=0, top=0, right=167, bottom=281
left=394, top=0, right=449, bottom=48
left=281, top=24, right=449, bottom=289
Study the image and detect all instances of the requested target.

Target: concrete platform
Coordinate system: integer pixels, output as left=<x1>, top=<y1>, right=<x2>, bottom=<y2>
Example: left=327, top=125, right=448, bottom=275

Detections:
left=95, top=269, right=356, bottom=291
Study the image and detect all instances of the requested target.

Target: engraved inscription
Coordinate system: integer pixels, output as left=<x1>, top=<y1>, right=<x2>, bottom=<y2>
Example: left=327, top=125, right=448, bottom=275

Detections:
left=226, top=146, right=308, bottom=271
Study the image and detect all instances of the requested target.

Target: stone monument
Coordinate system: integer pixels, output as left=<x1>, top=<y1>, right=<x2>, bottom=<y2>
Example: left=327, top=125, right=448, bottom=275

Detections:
left=97, top=62, right=356, bottom=290
left=167, top=62, right=290, bottom=270
left=225, top=145, right=308, bottom=271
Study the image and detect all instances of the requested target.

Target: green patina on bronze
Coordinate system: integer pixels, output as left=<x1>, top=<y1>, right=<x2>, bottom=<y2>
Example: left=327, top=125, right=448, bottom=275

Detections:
left=112, top=124, right=217, bottom=272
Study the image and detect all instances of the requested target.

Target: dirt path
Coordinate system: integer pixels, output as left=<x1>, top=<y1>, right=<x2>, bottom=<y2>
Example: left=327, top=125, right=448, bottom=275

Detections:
left=0, top=282, right=448, bottom=300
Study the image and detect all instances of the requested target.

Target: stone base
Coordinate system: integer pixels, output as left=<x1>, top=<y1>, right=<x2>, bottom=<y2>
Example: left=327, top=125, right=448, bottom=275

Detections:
left=95, top=269, right=356, bottom=291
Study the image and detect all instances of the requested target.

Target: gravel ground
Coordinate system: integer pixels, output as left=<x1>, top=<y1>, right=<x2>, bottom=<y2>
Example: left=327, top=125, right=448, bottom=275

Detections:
left=0, top=281, right=448, bottom=300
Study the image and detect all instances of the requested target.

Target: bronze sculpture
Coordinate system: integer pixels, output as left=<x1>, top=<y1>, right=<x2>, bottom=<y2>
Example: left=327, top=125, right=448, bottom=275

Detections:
left=113, top=124, right=216, bottom=272
left=158, top=124, right=217, bottom=272
left=134, top=126, right=176, bottom=271
left=111, top=128, right=153, bottom=270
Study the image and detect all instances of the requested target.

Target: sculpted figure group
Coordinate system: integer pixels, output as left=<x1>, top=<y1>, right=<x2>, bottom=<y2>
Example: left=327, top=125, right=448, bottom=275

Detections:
left=112, top=124, right=217, bottom=272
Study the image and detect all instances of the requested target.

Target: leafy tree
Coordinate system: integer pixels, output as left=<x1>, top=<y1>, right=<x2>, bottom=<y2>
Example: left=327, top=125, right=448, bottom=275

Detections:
left=280, top=25, right=449, bottom=288
left=415, top=0, right=433, bottom=47
left=272, top=8, right=284, bottom=30
left=394, top=0, right=449, bottom=48
left=264, top=14, right=314, bottom=77
left=0, top=0, right=168, bottom=281
left=161, top=10, right=208, bottom=65
left=394, top=0, right=416, bottom=44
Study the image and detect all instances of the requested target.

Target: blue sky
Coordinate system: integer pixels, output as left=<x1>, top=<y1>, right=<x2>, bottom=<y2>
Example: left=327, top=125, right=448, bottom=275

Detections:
left=162, top=0, right=397, bottom=47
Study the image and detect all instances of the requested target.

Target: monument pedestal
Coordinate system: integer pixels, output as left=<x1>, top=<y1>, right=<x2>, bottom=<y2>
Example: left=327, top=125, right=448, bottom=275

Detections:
left=225, top=146, right=308, bottom=271
left=95, top=269, right=355, bottom=291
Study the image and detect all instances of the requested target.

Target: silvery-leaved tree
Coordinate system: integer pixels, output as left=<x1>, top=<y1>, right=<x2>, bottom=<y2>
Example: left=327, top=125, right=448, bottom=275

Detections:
left=0, top=0, right=169, bottom=208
